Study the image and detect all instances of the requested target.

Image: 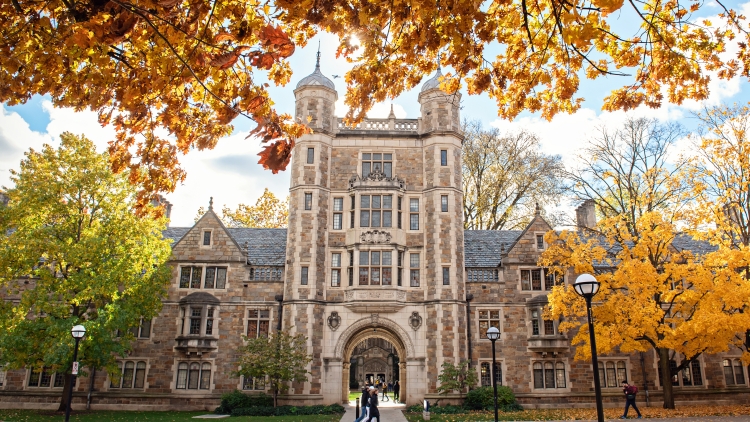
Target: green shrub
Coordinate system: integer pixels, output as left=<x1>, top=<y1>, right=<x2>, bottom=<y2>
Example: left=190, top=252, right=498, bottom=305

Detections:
left=406, top=404, right=424, bottom=413
left=465, top=386, right=518, bottom=410
left=230, top=403, right=345, bottom=417
left=431, top=405, right=467, bottom=414
left=215, top=390, right=273, bottom=414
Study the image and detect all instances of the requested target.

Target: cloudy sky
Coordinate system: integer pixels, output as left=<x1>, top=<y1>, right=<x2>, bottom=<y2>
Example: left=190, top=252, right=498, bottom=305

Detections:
left=2, top=1, right=749, bottom=227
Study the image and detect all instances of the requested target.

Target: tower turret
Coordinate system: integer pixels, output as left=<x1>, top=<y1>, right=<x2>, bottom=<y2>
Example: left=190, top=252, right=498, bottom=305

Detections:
left=294, top=51, right=338, bottom=133
left=418, top=67, right=462, bottom=134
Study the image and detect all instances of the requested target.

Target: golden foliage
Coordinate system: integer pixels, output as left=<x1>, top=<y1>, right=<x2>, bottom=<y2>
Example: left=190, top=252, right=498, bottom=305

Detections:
left=2, top=0, right=748, bottom=207
left=194, top=188, right=288, bottom=228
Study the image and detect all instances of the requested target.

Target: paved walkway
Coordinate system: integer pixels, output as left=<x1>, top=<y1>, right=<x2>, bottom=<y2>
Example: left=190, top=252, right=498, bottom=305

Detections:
left=340, top=396, right=408, bottom=422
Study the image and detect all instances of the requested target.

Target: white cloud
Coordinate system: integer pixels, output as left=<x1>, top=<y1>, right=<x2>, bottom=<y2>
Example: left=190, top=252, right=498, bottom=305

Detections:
left=0, top=104, right=53, bottom=189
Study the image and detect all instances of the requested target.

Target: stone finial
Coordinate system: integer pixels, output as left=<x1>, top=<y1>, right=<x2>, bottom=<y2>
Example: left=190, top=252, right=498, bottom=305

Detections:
left=209, top=197, right=214, bottom=210
left=535, top=202, right=541, bottom=215
left=388, top=103, right=396, bottom=119
left=315, top=40, right=321, bottom=70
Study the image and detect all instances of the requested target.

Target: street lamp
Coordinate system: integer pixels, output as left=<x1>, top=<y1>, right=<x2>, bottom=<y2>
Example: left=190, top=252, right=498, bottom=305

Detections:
left=486, top=326, right=500, bottom=422
left=574, top=274, right=604, bottom=422
left=65, top=324, right=86, bottom=422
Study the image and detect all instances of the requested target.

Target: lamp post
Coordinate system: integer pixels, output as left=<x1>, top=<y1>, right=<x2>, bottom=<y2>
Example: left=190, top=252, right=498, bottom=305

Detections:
left=486, top=326, right=500, bottom=422
left=65, top=324, right=86, bottom=422
left=574, top=274, right=604, bottom=422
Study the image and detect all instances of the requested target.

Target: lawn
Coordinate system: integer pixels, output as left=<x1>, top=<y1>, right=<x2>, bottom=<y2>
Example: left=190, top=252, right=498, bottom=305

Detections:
left=403, top=404, right=750, bottom=421
left=0, top=410, right=343, bottom=422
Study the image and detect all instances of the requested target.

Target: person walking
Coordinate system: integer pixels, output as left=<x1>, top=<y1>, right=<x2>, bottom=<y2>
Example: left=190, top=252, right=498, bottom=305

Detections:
left=393, top=380, right=400, bottom=402
left=620, top=380, right=642, bottom=419
left=367, top=386, right=380, bottom=422
left=354, top=385, right=369, bottom=422
left=381, top=381, right=389, bottom=402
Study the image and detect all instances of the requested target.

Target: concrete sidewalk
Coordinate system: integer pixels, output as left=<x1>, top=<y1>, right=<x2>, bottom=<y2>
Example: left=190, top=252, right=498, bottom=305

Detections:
left=340, top=396, right=408, bottom=422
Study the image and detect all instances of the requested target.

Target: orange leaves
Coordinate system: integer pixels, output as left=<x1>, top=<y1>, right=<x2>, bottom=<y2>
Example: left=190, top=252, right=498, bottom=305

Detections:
left=246, top=24, right=296, bottom=70
left=209, top=46, right=250, bottom=69
left=257, top=139, right=295, bottom=174
left=250, top=109, right=311, bottom=173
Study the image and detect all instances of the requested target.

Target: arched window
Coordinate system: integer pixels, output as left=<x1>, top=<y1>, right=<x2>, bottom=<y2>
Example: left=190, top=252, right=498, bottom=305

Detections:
left=134, top=362, right=147, bottom=388
left=122, top=362, right=135, bottom=388
left=200, top=363, right=211, bottom=389
left=188, top=363, right=200, bottom=389
left=480, top=363, right=491, bottom=387
left=616, top=361, right=627, bottom=385
left=176, top=363, right=188, bottom=389
left=544, top=362, right=555, bottom=388
left=555, top=362, right=566, bottom=388
left=606, top=362, right=616, bottom=387
left=533, top=362, right=543, bottom=388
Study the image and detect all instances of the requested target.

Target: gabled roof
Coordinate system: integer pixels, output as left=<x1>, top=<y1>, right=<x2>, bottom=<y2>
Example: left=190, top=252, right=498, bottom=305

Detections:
left=162, top=227, right=287, bottom=266
left=163, top=227, right=190, bottom=246
left=463, top=230, right=523, bottom=267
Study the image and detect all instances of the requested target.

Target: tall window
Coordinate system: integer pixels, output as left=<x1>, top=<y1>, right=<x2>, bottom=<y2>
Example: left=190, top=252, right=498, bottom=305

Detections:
left=533, top=362, right=566, bottom=389
left=331, top=253, right=342, bottom=287
left=28, top=368, right=64, bottom=388
left=350, top=196, right=355, bottom=228
left=442, top=267, right=450, bottom=285
left=723, top=359, right=747, bottom=386
left=659, top=357, right=703, bottom=387
left=348, top=251, right=354, bottom=286
left=0, top=368, right=5, bottom=387
left=176, top=362, right=211, bottom=390
left=202, top=230, right=211, bottom=246
left=440, top=149, right=448, bottom=166
left=360, top=195, right=392, bottom=228
left=409, top=198, right=419, bottom=230
left=243, top=375, right=266, bottom=391
left=333, top=198, right=343, bottom=230
left=359, top=251, right=392, bottom=286
left=409, top=253, right=420, bottom=287
left=180, top=306, right=217, bottom=337
left=180, top=266, right=202, bottom=289
left=130, top=318, right=152, bottom=339
left=597, top=361, right=627, bottom=388
left=479, top=310, right=500, bottom=339
left=397, top=251, right=403, bottom=286
left=362, top=153, right=393, bottom=177
left=304, top=193, right=312, bottom=210
left=247, top=309, right=270, bottom=338
left=397, top=197, right=403, bottom=229
left=111, top=361, right=147, bottom=389
left=203, top=267, right=227, bottom=289
left=531, top=309, right=541, bottom=335
left=441, top=195, right=448, bottom=212
left=306, top=147, right=314, bottom=164
left=480, top=362, right=502, bottom=386
left=531, top=309, right=556, bottom=336
left=301, top=267, right=308, bottom=285
left=536, top=234, right=545, bottom=249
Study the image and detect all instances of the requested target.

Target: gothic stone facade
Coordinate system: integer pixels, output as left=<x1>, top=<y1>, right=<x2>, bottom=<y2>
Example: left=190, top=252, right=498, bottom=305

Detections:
left=1, top=67, right=749, bottom=411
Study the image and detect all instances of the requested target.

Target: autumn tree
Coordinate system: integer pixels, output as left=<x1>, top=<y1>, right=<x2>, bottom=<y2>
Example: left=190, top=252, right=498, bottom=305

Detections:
left=462, top=120, right=564, bottom=230
left=565, top=117, right=692, bottom=232
left=2, top=0, right=748, bottom=206
left=194, top=188, right=289, bottom=227
left=236, top=330, right=311, bottom=408
left=0, top=133, right=172, bottom=412
left=689, top=103, right=750, bottom=370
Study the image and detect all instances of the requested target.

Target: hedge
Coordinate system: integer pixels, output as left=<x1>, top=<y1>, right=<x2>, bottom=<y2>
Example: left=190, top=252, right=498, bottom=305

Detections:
left=230, top=404, right=346, bottom=417
left=215, top=390, right=273, bottom=414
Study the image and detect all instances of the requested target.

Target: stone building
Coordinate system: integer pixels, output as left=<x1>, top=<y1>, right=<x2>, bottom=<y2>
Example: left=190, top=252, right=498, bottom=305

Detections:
left=1, top=60, right=749, bottom=411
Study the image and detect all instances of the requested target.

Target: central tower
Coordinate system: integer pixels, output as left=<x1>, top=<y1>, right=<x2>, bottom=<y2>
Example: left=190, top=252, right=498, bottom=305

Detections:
left=283, top=61, right=466, bottom=405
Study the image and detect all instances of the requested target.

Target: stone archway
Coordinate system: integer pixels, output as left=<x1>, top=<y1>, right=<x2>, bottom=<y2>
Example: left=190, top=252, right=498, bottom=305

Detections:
left=336, top=316, right=412, bottom=404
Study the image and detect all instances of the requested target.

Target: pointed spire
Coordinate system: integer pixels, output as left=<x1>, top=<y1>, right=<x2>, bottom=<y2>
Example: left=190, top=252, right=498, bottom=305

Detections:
left=388, top=103, right=396, bottom=119
left=209, top=197, right=214, bottom=211
left=315, top=40, right=321, bottom=70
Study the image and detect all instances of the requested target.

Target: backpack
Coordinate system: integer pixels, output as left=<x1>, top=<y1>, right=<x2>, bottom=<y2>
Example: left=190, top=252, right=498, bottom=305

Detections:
left=626, top=385, right=638, bottom=397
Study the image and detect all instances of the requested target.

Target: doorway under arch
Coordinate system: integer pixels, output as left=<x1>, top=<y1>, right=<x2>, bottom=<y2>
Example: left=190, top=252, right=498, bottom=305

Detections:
left=339, top=322, right=411, bottom=404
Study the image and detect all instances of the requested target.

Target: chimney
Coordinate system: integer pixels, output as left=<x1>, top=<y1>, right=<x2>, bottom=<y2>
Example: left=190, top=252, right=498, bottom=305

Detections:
left=575, top=200, right=597, bottom=229
left=150, top=195, right=173, bottom=227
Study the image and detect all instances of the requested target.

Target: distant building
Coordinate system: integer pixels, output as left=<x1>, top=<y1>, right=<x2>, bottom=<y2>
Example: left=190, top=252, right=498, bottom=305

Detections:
left=0, top=60, right=748, bottom=411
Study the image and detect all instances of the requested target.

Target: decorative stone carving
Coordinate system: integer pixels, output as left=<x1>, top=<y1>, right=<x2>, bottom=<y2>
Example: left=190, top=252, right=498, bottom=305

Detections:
left=343, top=289, right=407, bottom=302
left=345, top=290, right=355, bottom=300
left=328, top=312, right=341, bottom=331
left=370, top=313, right=380, bottom=326
left=409, top=312, right=422, bottom=331
left=360, top=230, right=391, bottom=244
left=348, top=169, right=406, bottom=190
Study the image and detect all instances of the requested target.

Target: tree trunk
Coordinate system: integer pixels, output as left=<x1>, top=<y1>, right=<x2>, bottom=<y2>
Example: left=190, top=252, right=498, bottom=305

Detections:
left=273, top=386, right=278, bottom=408
left=57, top=373, right=72, bottom=412
left=658, top=348, right=675, bottom=409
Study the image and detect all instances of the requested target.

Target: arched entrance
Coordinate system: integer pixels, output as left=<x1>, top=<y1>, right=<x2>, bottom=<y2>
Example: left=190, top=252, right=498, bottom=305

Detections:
left=349, top=338, right=400, bottom=388
left=335, top=316, right=414, bottom=404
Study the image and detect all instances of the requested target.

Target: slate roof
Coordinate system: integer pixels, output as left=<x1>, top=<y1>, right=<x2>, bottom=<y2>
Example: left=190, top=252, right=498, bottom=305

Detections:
left=463, top=230, right=523, bottom=267
left=162, top=227, right=714, bottom=269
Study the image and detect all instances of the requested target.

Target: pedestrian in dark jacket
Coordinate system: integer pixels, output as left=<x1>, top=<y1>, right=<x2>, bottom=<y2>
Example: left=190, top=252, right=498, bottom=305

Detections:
left=354, top=386, right=369, bottom=422
left=367, top=386, right=380, bottom=422
left=393, top=380, right=400, bottom=401
left=620, top=380, right=642, bottom=419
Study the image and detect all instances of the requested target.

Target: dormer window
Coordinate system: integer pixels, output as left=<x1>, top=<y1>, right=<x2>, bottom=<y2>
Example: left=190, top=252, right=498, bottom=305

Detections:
left=202, top=230, right=211, bottom=246
left=536, top=234, right=545, bottom=250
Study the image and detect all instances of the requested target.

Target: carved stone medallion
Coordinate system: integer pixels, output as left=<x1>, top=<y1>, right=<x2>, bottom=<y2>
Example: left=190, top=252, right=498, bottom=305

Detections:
left=360, top=230, right=391, bottom=244
left=328, top=312, right=341, bottom=331
left=409, top=312, right=422, bottom=331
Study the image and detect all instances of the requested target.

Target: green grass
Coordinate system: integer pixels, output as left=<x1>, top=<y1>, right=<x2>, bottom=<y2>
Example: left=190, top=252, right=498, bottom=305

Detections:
left=0, top=410, right=343, bottom=422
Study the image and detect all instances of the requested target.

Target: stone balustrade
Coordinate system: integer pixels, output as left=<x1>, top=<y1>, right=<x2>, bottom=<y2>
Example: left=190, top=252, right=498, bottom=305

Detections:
left=337, top=118, right=419, bottom=132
